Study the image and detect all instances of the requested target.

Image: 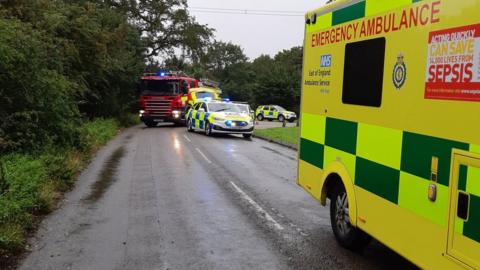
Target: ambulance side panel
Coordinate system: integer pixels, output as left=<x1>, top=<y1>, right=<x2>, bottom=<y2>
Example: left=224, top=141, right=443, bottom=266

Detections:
left=299, top=0, right=480, bottom=269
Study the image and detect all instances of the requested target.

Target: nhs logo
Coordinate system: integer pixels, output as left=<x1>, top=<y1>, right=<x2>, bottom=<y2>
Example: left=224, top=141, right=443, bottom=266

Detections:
left=320, top=55, right=332, bottom=67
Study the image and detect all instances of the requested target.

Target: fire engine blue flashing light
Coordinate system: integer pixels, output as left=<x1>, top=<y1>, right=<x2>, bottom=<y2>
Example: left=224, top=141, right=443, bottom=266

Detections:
left=156, top=70, right=167, bottom=76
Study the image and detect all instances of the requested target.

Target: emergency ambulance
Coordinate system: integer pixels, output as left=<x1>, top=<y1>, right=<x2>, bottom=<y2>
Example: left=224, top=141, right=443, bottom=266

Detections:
left=187, top=87, right=221, bottom=108
left=299, top=0, right=479, bottom=269
left=186, top=100, right=254, bottom=138
left=255, top=105, right=297, bottom=122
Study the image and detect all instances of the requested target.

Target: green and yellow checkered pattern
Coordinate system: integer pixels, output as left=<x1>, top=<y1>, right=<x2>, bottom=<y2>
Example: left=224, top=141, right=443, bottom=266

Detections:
left=299, top=113, right=480, bottom=244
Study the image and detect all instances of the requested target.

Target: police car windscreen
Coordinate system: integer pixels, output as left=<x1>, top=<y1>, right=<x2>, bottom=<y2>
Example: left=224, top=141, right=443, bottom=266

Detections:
left=208, top=103, right=241, bottom=113
left=139, top=80, right=179, bottom=96
left=236, top=104, right=250, bottom=114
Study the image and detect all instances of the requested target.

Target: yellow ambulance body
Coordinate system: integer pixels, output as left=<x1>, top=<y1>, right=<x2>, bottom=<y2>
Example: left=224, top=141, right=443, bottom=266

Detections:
left=299, top=0, right=480, bottom=269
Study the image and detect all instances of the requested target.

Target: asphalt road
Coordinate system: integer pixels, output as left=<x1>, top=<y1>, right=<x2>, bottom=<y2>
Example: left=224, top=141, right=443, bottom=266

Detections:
left=18, top=124, right=418, bottom=270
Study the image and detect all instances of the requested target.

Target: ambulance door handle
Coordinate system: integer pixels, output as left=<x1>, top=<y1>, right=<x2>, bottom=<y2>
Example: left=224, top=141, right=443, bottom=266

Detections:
left=457, top=192, right=469, bottom=221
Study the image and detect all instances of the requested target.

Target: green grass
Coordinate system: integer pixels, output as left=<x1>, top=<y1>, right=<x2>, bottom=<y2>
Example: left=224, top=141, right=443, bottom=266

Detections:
left=0, top=118, right=122, bottom=257
left=254, top=127, right=300, bottom=148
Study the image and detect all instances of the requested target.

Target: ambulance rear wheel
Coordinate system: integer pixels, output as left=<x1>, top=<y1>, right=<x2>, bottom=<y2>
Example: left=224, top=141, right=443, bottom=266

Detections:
left=257, top=114, right=264, bottom=121
left=205, top=121, right=212, bottom=136
left=278, top=115, right=285, bottom=122
left=330, top=184, right=371, bottom=251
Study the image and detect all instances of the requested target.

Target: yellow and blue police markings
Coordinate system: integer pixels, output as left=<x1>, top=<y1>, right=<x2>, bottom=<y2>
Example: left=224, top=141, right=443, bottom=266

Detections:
left=187, top=101, right=254, bottom=138
left=255, top=105, right=297, bottom=122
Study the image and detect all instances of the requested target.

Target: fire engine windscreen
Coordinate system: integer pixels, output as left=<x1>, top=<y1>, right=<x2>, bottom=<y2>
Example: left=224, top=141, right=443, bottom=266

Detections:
left=139, top=80, right=180, bottom=96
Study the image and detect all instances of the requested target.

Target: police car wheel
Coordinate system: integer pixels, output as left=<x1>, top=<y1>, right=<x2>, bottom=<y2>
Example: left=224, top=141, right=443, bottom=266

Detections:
left=187, top=119, right=194, bottom=132
left=330, top=184, right=371, bottom=251
left=257, top=114, right=264, bottom=121
left=278, top=115, right=285, bottom=122
left=205, top=122, right=212, bottom=136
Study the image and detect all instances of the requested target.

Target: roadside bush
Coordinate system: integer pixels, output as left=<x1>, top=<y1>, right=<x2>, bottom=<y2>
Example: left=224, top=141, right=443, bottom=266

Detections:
left=79, top=119, right=119, bottom=152
left=118, top=113, right=141, bottom=128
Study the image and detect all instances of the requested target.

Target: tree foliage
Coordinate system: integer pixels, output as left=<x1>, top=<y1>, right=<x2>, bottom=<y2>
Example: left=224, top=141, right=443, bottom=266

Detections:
left=106, top=0, right=213, bottom=59
left=0, top=0, right=212, bottom=154
left=165, top=44, right=303, bottom=113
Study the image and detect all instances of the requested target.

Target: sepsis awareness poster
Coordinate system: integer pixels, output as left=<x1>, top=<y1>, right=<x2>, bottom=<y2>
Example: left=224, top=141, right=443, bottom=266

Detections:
left=425, top=24, right=480, bottom=102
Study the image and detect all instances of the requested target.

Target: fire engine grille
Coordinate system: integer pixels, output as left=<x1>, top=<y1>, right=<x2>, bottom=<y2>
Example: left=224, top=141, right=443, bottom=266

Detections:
left=145, top=99, right=171, bottom=117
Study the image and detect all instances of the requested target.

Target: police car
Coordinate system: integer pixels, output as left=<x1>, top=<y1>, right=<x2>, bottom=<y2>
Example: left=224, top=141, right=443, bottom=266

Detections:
left=186, top=100, right=254, bottom=138
left=255, top=105, right=297, bottom=122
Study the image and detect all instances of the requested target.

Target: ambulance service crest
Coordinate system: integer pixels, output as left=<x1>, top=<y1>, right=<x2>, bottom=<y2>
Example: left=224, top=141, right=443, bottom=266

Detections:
left=393, top=53, right=407, bottom=90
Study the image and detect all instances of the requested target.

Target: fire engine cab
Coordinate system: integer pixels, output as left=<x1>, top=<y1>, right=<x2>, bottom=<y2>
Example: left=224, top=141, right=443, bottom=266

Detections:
left=138, top=71, right=198, bottom=127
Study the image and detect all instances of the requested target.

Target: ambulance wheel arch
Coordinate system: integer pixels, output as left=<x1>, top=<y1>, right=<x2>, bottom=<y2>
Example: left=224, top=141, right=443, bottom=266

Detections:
left=320, top=162, right=371, bottom=250
left=320, top=161, right=358, bottom=228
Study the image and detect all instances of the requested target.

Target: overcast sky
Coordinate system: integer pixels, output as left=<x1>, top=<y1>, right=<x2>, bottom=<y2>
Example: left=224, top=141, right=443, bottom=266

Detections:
left=187, top=0, right=327, bottom=60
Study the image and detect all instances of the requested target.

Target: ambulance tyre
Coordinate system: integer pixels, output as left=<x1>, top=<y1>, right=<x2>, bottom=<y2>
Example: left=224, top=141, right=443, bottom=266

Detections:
left=205, top=121, right=213, bottom=136
left=187, top=119, right=194, bottom=132
left=257, top=114, right=264, bottom=121
left=330, top=184, right=371, bottom=251
left=278, top=115, right=285, bottom=122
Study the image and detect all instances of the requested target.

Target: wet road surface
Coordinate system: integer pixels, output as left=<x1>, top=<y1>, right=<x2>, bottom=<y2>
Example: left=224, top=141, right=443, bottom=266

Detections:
left=19, top=124, right=418, bottom=270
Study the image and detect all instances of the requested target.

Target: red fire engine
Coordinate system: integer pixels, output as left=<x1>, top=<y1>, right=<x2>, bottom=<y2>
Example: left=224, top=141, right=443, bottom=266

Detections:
left=138, top=71, right=198, bottom=127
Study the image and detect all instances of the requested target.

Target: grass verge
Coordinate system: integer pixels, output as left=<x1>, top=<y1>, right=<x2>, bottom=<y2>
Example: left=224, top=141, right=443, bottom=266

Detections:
left=0, top=117, right=132, bottom=263
left=254, top=127, right=300, bottom=149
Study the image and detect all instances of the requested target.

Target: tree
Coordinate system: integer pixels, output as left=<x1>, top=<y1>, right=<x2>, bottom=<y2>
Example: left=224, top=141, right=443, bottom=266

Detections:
left=0, top=18, right=80, bottom=153
left=203, top=41, right=248, bottom=77
left=105, top=0, right=214, bottom=60
left=252, top=47, right=303, bottom=112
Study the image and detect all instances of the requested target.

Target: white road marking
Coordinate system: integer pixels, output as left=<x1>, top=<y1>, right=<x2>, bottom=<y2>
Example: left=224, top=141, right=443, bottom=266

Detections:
left=195, top=148, right=212, bottom=164
left=183, top=135, right=192, bottom=143
left=229, top=181, right=284, bottom=231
